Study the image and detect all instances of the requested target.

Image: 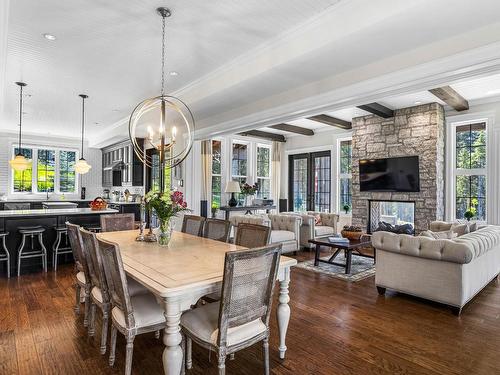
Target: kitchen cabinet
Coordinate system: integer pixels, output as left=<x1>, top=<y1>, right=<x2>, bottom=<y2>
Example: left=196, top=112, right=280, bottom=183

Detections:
left=101, top=139, right=143, bottom=187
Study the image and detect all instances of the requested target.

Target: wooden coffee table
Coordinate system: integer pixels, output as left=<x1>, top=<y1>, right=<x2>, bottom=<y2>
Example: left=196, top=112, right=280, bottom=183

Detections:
left=308, top=237, right=374, bottom=274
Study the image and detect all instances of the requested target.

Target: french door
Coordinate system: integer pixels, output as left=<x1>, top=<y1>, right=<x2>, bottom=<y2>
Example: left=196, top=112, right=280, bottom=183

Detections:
left=288, top=151, right=331, bottom=212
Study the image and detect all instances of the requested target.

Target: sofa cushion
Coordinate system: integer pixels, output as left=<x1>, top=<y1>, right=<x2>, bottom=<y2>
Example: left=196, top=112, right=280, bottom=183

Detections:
left=315, top=225, right=334, bottom=237
left=271, top=230, right=295, bottom=243
left=419, top=230, right=457, bottom=240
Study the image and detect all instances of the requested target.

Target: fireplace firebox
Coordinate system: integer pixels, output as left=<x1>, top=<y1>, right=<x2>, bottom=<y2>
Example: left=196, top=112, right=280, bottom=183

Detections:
left=368, top=200, right=415, bottom=234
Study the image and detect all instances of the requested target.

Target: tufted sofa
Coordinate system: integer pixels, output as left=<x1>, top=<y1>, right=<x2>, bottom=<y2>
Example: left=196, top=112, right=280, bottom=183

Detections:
left=229, top=214, right=301, bottom=254
left=372, top=225, right=500, bottom=314
left=282, top=211, right=339, bottom=249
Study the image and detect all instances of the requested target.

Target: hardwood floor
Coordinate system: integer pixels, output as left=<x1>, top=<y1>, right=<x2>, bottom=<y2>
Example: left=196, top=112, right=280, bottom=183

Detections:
left=1, top=249, right=499, bottom=375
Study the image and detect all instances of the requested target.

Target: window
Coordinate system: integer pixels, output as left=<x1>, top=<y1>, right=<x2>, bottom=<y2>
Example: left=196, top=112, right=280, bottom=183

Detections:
left=13, top=148, right=33, bottom=193
left=454, top=122, right=486, bottom=221
left=211, top=140, right=222, bottom=207
left=11, top=146, right=78, bottom=194
left=256, top=146, right=271, bottom=199
left=338, top=139, right=352, bottom=212
left=231, top=142, right=247, bottom=205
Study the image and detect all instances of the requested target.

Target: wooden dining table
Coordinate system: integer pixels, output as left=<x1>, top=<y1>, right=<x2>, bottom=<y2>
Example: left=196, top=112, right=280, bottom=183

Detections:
left=97, top=229, right=297, bottom=375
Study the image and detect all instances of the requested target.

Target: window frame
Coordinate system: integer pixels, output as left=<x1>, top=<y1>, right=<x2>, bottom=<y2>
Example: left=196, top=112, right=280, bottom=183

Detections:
left=210, top=139, right=223, bottom=208
left=10, top=144, right=79, bottom=195
left=256, top=143, right=271, bottom=199
left=336, top=136, right=353, bottom=214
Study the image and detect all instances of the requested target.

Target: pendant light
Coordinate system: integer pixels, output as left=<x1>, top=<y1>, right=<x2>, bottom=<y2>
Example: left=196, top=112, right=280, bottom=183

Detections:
left=9, top=82, right=31, bottom=171
left=74, top=94, right=92, bottom=174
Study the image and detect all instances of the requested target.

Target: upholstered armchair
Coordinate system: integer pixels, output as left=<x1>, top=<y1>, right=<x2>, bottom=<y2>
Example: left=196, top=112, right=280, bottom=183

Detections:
left=282, top=211, right=339, bottom=249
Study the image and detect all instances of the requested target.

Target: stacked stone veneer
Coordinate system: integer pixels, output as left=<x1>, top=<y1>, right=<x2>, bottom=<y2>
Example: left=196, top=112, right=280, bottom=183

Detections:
left=351, top=103, right=445, bottom=234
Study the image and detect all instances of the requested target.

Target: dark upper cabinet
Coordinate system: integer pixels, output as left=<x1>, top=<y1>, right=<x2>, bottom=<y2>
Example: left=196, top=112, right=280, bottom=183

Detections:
left=101, top=139, right=144, bottom=187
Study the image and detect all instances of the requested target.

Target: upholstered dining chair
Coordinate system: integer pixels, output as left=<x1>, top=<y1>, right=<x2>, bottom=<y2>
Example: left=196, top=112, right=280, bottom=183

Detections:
left=96, top=237, right=166, bottom=375
left=181, top=244, right=282, bottom=375
left=234, top=223, right=271, bottom=248
left=66, top=223, right=91, bottom=327
left=181, top=215, right=206, bottom=236
left=101, top=213, right=135, bottom=232
left=203, top=218, right=231, bottom=242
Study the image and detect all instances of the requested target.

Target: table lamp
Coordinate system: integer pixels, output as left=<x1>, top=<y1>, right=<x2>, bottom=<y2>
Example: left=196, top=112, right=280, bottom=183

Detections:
left=225, top=181, right=241, bottom=207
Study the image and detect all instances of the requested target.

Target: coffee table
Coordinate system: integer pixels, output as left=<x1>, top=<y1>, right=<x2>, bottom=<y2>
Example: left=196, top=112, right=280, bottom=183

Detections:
left=308, top=237, right=374, bottom=274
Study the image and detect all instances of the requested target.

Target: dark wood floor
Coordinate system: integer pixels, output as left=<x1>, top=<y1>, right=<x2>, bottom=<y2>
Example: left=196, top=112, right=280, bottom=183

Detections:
left=1, top=249, right=500, bottom=375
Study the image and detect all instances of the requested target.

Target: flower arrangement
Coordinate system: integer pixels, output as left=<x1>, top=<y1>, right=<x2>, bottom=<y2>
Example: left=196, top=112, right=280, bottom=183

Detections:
left=240, top=183, right=259, bottom=196
left=144, top=190, right=189, bottom=245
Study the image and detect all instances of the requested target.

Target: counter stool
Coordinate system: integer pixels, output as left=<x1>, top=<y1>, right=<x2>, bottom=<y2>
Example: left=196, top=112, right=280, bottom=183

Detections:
left=0, top=232, right=10, bottom=278
left=17, top=226, right=47, bottom=276
left=53, top=227, right=72, bottom=271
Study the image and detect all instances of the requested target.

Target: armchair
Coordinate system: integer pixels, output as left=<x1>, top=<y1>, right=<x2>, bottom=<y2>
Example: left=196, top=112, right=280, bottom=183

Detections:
left=283, top=211, right=339, bottom=249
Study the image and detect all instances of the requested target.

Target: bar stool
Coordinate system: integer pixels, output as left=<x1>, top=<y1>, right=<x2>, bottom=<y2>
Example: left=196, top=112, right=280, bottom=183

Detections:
left=0, top=232, right=10, bottom=278
left=53, top=226, right=72, bottom=271
left=17, top=226, right=47, bottom=276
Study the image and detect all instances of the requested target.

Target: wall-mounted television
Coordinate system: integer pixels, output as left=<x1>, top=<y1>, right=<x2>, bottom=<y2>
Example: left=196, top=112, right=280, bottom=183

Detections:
left=359, top=156, right=420, bottom=192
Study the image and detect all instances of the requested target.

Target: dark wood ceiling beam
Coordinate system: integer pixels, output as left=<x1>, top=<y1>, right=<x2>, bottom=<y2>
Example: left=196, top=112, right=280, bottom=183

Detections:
left=269, top=123, right=314, bottom=136
left=306, top=114, right=352, bottom=130
left=429, top=86, right=469, bottom=111
left=238, top=130, right=286, bottom=142
left=357, top=103, right=394, bottom=118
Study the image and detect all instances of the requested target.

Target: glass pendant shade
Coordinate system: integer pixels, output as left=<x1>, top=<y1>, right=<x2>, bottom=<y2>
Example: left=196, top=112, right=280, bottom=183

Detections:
left=9, top=154, right=31, bottom=171
left=75, top=158, right=91, bottom=174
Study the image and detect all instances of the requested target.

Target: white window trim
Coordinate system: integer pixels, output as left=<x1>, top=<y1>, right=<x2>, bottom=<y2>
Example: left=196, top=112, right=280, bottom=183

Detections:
left=256, top=143, right=272, bottom=198
left=210, top=138, right=224, bottom=207
left=230, top=139, right=251, bottom=183
left=446, top=115, right=490, bottom=223
left=9, top=143, right=80, bottom=195
left=336, top=136, right=352, bottom=213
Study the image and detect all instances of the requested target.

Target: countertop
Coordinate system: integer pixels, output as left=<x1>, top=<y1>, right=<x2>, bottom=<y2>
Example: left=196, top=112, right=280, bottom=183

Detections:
left=0, top=208, right=119, bottom=218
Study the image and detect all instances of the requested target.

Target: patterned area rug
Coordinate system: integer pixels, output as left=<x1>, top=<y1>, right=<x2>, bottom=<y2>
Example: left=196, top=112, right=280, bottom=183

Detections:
left=295, top=254, right=376, bottom=282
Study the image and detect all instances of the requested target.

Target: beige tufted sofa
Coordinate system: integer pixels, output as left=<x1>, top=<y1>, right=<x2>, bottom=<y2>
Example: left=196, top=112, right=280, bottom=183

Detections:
left=282, top=211, right=339, bottom=249
left=372, top=225, right=500, bottom=314
left=229, top=214, right=301, bottom=254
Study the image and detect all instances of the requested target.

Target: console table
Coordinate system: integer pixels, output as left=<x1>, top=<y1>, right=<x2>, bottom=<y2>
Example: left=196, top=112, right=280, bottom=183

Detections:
left=219, top=205, right=276, bottom=220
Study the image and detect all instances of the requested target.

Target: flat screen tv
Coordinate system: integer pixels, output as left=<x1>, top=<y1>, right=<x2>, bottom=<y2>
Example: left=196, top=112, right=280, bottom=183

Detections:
left=359, top=156, right=420, bottom=192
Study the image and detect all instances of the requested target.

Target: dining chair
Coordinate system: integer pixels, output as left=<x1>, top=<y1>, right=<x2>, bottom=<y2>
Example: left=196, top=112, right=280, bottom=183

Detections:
left=101, top=213, right=135, bottom=232
left=203, top=218, right=231, bottom=242
left=181, top=244, right=282, bottom=375
left=234, top=223, right=271, bottom=248
left=96, top=237, right=166, bottom=375
left=66, top=223, right=91, bottom=326
left=181, top=215, right=206, bottom=236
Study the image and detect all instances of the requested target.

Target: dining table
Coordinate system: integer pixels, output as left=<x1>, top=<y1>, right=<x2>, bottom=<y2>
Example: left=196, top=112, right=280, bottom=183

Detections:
left=97, top=229, right=297, bottom=375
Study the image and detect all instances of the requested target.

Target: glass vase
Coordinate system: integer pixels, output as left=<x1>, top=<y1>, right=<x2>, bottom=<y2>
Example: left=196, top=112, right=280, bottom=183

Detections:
left=157, top=218, right=173, bottom=247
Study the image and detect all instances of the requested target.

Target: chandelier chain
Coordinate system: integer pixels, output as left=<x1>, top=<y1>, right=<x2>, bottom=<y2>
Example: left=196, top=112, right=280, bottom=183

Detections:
left=161, top=13, right=166, bottom=97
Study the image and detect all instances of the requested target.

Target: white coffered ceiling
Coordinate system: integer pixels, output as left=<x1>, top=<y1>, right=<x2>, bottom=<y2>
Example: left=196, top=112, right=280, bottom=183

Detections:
left=2, top=0, right=500, bottom=146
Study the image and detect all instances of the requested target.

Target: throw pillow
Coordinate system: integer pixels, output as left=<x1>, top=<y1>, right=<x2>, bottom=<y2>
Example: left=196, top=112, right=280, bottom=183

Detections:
left=419, top=230, right=457, bottom=239
left=469, top=222, right=478, bottom=232
left=451, top=223, right=469, bottom=237
left=314, top=214, right=322, bottom=225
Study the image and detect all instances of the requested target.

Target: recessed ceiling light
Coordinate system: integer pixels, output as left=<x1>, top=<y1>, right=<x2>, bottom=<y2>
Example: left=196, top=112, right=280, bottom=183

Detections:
left=169, top=71, right=179, bottom=76
left=414, top=101, right=422, bottom=105
left=94, top=122, right=99, bottom=125
left=43, top=33, right=57, bottom=41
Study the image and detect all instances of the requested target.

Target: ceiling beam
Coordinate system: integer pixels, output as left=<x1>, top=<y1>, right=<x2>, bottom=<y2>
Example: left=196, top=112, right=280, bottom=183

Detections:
left=357, top=103, right=394, bottom=118
left=238, top=130, right=286, bottom=142
left=307, top=114, right=352, bottom=130
left=428, top=86, right=469, bottom=111
left=269, top=123, right=314, bottom=136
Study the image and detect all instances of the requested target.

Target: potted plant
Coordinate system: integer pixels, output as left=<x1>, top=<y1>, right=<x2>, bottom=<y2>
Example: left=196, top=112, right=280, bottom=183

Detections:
left=240, top=183, right=259, bottom=206
left=342, top=204, right=351, bottom=214
left=144, top=190, right=189, bottom=246
left=211, top=202, right=219, bottom=218
left=464, top=208, right=476, bottom=222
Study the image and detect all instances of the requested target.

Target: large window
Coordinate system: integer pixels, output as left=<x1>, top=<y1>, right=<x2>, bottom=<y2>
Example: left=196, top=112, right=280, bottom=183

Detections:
left=11, top=146, right=77, bottom=194
left=231, top=142, right=247, bottom=205
left=338, top=139, right=352, bottom=212
left=454, top=122, right=486, bottom=221
left=256, top=146, right=271, bottom=199
left=211, top=140, right=222, bottom=207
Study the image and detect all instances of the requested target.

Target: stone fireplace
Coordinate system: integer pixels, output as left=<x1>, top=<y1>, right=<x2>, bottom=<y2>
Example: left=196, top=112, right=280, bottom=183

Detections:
left=368, top=200, right=415, bottom=234
left=351, top=103, right=445, bottom=234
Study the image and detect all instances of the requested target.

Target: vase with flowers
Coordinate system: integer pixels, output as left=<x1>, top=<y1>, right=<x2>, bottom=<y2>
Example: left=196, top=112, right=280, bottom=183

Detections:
left=240, top=182, right=259, bottom=206
left=144, top=190, right=189, bottom=246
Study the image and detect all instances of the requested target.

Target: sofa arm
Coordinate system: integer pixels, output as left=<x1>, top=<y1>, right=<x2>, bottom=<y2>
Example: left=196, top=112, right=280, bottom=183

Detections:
left=268, top=214, right=302, bottom=232
left=229, top=214, right=270, bottom=227
left=372, top=231, right=473, bottom=264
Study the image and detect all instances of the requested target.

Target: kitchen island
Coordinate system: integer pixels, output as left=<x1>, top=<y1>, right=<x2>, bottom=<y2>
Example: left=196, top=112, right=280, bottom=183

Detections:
left=0, top=208, right=118, bottom=275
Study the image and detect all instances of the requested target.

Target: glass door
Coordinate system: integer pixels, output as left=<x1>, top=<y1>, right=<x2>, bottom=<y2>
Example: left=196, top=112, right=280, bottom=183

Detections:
left=288, top=151, right=331, bottom=212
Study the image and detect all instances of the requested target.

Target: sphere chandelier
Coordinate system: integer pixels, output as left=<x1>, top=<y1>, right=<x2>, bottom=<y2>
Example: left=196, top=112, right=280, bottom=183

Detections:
left=129, top=7, right=195, bottom=192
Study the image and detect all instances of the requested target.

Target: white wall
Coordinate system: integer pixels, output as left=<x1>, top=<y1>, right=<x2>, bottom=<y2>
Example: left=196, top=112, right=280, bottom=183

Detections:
left=0, top=131, right=102, bottom=200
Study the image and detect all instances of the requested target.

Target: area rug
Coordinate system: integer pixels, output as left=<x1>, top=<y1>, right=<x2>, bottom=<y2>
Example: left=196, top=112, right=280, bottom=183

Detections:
left=295, top=254, right=376, bottom=282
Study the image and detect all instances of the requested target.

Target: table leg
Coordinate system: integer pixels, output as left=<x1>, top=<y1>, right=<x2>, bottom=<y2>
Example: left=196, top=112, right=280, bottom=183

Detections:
left=314, top=244, right=320, bottom=266
left=162, top=299, right=183, bottom=375
left=277, top=268, right=291, bottom=359
left=345, top=250, right=352, bottom=274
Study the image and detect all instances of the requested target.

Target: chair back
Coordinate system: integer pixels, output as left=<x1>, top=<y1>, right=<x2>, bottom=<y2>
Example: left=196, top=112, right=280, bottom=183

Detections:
left=203, top=218, right=231, bottom=242
left=217, top=244, right=282, bottom=347
left=234, top=223, right=270, bottom=248
left=66, top=222, right=87, bottom=275
left=181, top=215, right=205, bottom=236
left=80, top=228, right=109, bottom=303
left=96, top=237, right=136, bottom=328
left=100, top=213, right=135, bottom=232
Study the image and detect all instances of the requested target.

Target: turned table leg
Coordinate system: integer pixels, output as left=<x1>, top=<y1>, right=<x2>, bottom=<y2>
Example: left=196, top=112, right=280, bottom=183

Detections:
left=277, top=267, right=291, bottom=360
left=162, top=299, right=184, bottom=375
